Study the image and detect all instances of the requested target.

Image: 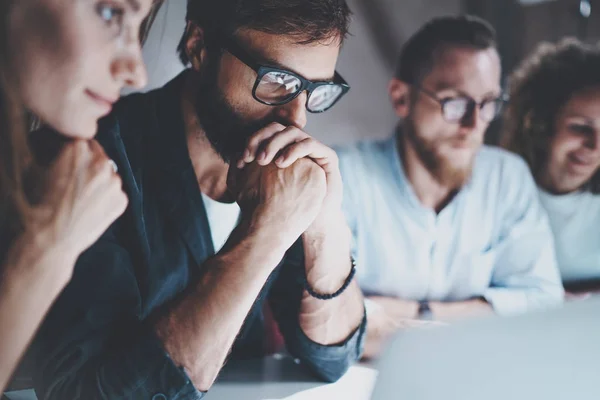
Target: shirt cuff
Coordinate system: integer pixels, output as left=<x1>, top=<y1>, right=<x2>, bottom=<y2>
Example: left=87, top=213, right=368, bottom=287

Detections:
left=483, top=288, right=530, bottom=316
left=484, top=285, right=565, bottom=317
left=129, top=329, right=204, bottom=400
left=285, top=308, right=367, bottom=383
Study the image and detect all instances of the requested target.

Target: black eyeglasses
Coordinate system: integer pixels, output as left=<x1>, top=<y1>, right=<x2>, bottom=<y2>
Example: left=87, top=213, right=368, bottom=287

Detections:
left=414, top=85, right=506, bottom=123
left=219, top=36, right=350, bottom=113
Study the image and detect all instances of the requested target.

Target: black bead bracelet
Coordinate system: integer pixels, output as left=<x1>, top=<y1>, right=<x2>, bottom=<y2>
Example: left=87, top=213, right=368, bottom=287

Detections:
left=303, top=256, right=357, bottom=300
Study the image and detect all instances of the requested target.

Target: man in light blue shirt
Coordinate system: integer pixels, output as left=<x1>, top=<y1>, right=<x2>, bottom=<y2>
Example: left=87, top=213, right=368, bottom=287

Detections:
left=337, top=16, right=564, bottom=357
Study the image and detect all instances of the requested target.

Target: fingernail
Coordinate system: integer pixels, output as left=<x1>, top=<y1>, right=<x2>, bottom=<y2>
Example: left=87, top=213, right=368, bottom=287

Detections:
left=237, top=160, right=245, bottom=169
left=275, top=156, right=285, bottom=165
left=258, top=151, right=266, bottom=162
left=243, top=149, right=251, bottom=161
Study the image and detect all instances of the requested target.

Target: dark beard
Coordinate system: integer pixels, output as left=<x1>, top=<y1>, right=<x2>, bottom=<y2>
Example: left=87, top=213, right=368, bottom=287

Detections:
left=403, top=119, right=474, bottom=190
left=194, top=63, right=273, bottom=164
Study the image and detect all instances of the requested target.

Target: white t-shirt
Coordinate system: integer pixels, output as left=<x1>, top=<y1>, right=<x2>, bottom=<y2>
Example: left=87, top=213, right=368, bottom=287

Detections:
left=336, top=135, right=564, bottom=316
left=538, top=189, right=600, bottom=283
left=201, top=193, right=241, bottom=253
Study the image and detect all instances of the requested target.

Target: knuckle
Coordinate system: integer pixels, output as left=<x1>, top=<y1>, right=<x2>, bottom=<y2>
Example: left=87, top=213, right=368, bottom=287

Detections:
left=329, top=150, right=339, bottom=163
left=297, top=157, right=319, bottom=171
left=96, top=160, right=113, bottom=176
left=248, top=134, right=262, bottom=147
left=272, top=122, right=286, bottom=131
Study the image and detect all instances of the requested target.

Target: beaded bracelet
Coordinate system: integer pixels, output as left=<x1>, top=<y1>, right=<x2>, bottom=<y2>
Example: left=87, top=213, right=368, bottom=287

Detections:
left=303, top=256, right=357, bottom=300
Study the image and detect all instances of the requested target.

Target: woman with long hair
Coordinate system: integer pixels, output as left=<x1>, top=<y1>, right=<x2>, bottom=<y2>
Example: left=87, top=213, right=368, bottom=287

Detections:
left=0, top=0, right=161, bottom=391
left=502, top=38, right=600, bottom=292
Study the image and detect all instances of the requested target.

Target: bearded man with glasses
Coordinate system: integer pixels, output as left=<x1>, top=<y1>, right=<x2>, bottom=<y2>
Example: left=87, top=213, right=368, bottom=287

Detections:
left=30, top=1, right=367, bottom=399
left=335, top=15, right=564, bottom=359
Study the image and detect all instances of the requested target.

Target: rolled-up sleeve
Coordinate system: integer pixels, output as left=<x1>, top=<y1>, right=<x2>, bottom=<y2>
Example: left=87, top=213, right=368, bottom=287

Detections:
left=268, top=241, right=367, bottom=383
left=483, top=162, right=565, bottom=316
left=32, top=233, right=202, bottom=400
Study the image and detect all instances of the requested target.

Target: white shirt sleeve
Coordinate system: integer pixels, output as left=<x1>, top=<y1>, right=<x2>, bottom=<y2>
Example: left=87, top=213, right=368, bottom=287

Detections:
left=483, top=160, right=565, bottom=316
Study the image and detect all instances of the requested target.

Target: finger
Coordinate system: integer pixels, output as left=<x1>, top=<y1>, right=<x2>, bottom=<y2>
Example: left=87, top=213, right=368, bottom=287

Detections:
left=89, top=173, right=127, bottom=217
left=45, top=141, right=84, bottom=201
left=85, top=180, right=128, bottom=244
left=105, top=178, right=128, bottom=219
left=51, top=141, right=80, bottom=179
left=257, top=127, right=310, bottom=166
left=275, top=138, right=338, bottom=172
left=87, top=139, right=109, bottom=160
left=226, top=164, right=240, bottom=193
left=78, top=156, right=121, bottom=211
left=274, top=138, right=318, bottom=168
left=240, top=122, right=287, bottom=166
left=88, top=152, right=116, bottom=184
left=87, top=140, right=117, bottom=172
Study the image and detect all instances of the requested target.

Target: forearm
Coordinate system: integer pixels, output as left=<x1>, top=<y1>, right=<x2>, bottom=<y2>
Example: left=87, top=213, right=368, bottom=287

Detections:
left=429, top=298, right=493, bottom=321
left=300, top=214, right=364, bottom=346
left=0, top=240, right=74, bottom=392
left=361, top=296, right=490, bottom=359
left=155, top=221, right=287, bottom=392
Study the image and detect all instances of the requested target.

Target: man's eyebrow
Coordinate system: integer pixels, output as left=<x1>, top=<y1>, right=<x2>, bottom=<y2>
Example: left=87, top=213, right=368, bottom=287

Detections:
left=258, top=55, right=335, bottom=82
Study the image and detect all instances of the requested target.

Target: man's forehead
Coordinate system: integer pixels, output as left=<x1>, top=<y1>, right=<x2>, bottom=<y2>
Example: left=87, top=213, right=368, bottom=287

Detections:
left=424, top=46, right=501, bottom=94
left=235, top=29, right=341, bottom=81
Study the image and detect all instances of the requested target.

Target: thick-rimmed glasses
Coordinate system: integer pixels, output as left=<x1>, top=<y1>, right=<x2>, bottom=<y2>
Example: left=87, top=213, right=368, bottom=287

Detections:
left=219, top=36, right=350, bottom=113
left=414, top=85, right=506, bottom=123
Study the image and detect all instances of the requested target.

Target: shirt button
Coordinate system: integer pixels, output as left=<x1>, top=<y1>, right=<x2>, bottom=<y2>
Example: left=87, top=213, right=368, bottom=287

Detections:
left=152, top=394, right=167, bottom=400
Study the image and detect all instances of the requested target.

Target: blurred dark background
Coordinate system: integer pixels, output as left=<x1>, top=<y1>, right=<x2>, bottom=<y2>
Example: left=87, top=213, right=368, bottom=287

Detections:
left=132, top=0, right=600, bottom=145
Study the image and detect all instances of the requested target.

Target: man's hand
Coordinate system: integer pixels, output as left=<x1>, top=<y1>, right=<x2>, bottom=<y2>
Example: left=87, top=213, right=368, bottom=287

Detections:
left=228, top=156, right=327, bottom=254
left=236, top=122, right=344, bottom=236
left=362, top=296, right=445, bottom=359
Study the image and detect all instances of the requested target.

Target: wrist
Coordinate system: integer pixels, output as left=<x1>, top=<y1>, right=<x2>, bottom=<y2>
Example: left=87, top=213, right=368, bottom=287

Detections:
left=240, top=205, right=306, bottom=253
left=403, top=300, right=420, bottom=320
left=3, top=233, right=77, bottom=294
left=225, top=218, right=289, bottom=270
left=368, top=297, right=419, bottom=320
left=304, top=210, right=347, bottom=240
left=303, top=209, right=348, bottom=239
left=302, top=221, right=353, bottom=294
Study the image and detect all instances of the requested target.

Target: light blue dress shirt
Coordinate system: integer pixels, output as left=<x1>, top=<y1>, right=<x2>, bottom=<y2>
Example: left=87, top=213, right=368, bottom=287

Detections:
left=336, top=134, right=564, bottom=316
left=538, top=189, right=600, bottom=283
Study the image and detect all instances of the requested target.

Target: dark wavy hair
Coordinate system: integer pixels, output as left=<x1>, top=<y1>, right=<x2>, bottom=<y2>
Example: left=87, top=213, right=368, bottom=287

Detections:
left=177, top=0, right=352, bottom=65
left=501, top=38, right=600, bottom=193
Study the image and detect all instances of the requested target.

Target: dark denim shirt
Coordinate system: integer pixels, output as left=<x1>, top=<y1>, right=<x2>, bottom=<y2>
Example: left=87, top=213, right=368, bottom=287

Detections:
left=31, top=71, right=366, bottom=400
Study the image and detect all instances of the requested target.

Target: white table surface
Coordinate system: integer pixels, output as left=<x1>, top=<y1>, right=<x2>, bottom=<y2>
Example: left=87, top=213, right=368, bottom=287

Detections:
left=204, top=354, right=378, bottom=400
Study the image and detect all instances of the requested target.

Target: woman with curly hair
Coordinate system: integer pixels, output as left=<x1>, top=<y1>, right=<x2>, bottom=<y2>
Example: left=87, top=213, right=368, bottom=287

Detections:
left=502, top=38, right=600, bottom=290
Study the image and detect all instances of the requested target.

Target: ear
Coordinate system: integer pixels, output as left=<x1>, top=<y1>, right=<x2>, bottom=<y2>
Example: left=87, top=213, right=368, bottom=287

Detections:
left=184, top=22, right=208, bottom=71
left=388, top=78, right=411, bottom=119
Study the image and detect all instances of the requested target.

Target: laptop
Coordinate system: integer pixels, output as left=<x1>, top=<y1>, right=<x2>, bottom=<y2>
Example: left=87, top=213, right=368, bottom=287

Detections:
left=371, top=297, right=600, bottom=400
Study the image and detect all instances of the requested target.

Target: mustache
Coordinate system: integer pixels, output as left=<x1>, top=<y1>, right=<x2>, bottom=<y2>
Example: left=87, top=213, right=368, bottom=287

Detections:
left=443, top=135, right=479, bottom=147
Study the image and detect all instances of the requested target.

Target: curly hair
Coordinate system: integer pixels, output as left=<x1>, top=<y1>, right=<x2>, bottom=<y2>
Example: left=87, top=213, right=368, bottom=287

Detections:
left=501, top=38, right=600, bottom=193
